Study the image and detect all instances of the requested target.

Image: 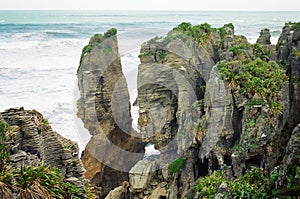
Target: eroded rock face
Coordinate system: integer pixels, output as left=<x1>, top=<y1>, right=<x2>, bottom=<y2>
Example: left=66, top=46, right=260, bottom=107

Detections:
left=276, top=123, right=300, bottom=195
left=129, top=160, right=155, bottom=192
left=0, top=107, right=87, bottom=196
left=277, top=23, right=300, bottom=133
left=76, top=29, right=145, bottom=195
left=131, top=22, right=300, bottom=198
left=137, top=26, right=215, bottom=158
left=257, top=28, right=271, bottom=45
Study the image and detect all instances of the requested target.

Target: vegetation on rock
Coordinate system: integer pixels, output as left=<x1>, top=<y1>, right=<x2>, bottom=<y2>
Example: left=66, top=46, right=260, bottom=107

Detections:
left=194, top=168, right=269, bottom=198
left=217, top=58, right=288, bottom=114
left=169, top=157, right=186, bottom=176
left=285, top=21, right=300, bottom=30
left=172, top=22, right=230, bottom=46
left=0, top=120, right=95, bottom=199
left=78, top=28, right=117, bottom=71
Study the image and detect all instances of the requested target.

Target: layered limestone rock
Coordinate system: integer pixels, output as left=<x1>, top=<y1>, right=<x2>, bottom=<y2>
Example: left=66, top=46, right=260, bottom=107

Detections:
left=276, top=123, right=300, bottom=196
left=130, top=22, right=300, bottom=198
left=256, top=28, right=271, bottom=45
left=0, top=107, right=87, bottom=196
left=277, top=22, right=300, bottom=134
left=137, top=23, right=216, bottom=157
left=77, top=29, right=145, bottom=196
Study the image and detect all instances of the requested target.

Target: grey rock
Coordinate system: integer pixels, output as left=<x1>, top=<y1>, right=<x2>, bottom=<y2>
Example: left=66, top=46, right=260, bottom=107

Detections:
left=129, top=160, right=155, bottom=192
left=77, top=29, right=146, bottom=193
left=146, top=187, right=167, bottom=199
left=10, top=150, right=27, bottom=163
left=256, top=28, right=271, bottom=45
left=0, top=107, right=87, bottom=198
left=276, top=124, right=300, bottom=193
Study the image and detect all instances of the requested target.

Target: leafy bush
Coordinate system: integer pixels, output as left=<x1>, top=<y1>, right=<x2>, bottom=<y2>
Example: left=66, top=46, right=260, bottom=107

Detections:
left=82, top=45, right=92, bottom=55
left=230, top=43, right=250, bottom=56
left=253, top=43, right=271, bottom=60
left=194, top=170, right=224, bottom=198
left=194, top=168, right=268, bottom=199
left=285, top=21, right=300, bottom=30
left=173, top=22, right=218, bottom=46
left=169, top=157, right=186, bottom=175
left=104, top=28, right=117, bottom=38
left=217, top=58, right=288, bottom=102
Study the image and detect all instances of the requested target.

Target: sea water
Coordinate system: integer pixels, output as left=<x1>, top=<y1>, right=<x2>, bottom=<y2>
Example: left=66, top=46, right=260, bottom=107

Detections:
left=0, top=10, right=299, bottom=152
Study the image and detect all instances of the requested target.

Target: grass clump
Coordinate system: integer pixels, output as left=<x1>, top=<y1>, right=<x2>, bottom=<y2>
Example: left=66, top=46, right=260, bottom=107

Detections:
left=169, top=157, right=185, bottom=175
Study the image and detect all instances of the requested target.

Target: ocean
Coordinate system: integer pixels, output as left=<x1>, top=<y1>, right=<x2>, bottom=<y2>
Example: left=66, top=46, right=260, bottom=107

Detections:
left=0, top=10, right=299, bottom=152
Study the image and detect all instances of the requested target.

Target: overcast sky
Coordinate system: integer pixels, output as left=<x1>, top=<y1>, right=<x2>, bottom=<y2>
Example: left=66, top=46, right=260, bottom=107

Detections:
left=0, top=0, right=299, bottom=11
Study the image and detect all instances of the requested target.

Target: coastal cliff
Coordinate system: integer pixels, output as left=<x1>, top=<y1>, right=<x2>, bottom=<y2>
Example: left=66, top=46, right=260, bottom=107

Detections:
left=76, top=22, right=300, bottom=198
left=0, top=107, right=91, bottom=198
left=131, top=22, right=300, bottom=198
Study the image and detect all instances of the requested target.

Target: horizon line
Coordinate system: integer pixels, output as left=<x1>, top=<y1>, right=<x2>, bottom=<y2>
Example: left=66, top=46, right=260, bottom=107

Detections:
left=0, top=9, right=299, bottom=12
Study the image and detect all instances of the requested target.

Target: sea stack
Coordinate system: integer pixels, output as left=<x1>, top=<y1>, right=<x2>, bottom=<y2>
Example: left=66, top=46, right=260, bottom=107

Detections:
left=76, top=29, right=145, bottom=196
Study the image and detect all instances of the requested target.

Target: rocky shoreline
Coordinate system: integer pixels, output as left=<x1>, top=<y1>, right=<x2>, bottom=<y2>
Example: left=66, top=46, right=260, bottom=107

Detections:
left=1, top=21, right=299, bottom=199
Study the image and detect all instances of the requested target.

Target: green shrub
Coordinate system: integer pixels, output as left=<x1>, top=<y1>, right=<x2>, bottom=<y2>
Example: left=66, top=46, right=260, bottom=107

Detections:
left=159, top=50, right=167, bottom=60
left=139, top=50, right=155, bottom=58
left=194, top=170, right=225, bottom=198
left=194, top=168, right=268, bottom=198
left=230, top=43, right=250, bottom=55
left=253, top=43, right=271, bottom=60
left=82, top=45, right=92, bottom=55
left=104, top=28, right=117, bottom=38
left=169, top=157, right=186, bottom=175
left=217, top=59, right=287, bottom=101
left=173, top=22, right=218, bottom=46
left=285, top=21, right=300, bottom=30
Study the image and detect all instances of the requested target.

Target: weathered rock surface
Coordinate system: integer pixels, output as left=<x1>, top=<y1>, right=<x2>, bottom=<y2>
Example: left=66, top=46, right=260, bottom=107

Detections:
left=0, top=107, right=87, bottom=197
left=129, top=22, right=300, bottom=198
left=277, top=22, right=300, bottom=134
left=76, top=29, right=145, bottom=197
left=74, top=22, right=300, bottom=198
left=105, top=181, right=130, bottom=199
left=276, top=123, right=300, bottom=196
left=256, top=28, right=271, bottom=45
left=129, top=160, right=155, bottom=192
